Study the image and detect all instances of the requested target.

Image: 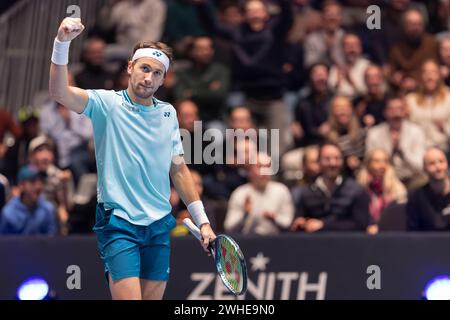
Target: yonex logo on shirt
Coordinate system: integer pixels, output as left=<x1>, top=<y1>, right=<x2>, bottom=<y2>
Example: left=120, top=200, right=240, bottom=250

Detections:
left=164, top=112, right=170, bottom=117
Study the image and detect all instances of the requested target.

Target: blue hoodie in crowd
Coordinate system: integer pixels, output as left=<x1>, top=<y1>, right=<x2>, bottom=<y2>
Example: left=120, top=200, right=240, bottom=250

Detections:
left=0, top=195, right=57, bottom=235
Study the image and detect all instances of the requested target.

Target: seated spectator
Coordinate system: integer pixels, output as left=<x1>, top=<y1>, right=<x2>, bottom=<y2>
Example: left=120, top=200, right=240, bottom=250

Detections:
left=323, top=96, right=366, bottom=176
left=28, top=136, right=75, bottom=235
left=303, top=0, right=345, bottom=68
left=292, top=62, right=333, bottom=147
left=223, top=106, right=262, bottom=159
left=354, top=64, right=389, bottom=128
left=40, top=98, right=93, bottom=185
left=388, top=7, right=439, bottom=93
left=405, top=59, right=450, bottom=153
left=439, top=36, right=450, bottom=86
left=291, top=142, right=370, bottom=232
left=328, top=33, right=370, bottom=99
left=224, top=152, right=294, bottom=235
left=407, top=147, right=450, bottom=231
left=357, top=149, right=407, bottom=235
left=366, top=96, right=427, bottom=189
left=4, top=109, right=40, bottom=185
left=75, top=37, right=114, bottom=90
left=291, top=145, right=320, bottom=208
left=176, top=99, right=212, bottom=176
left=0, top=165, right=57, bottom=235
left=174, top=36, right=230, bottom=123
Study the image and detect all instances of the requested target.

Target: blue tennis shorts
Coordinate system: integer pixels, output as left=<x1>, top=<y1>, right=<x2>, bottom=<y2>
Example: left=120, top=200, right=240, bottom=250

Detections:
left=93, top=203, right=177, bottom=282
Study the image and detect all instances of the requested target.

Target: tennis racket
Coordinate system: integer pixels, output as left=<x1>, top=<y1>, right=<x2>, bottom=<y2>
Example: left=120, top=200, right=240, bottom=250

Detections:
left=183, top=218, right=248, bottom=296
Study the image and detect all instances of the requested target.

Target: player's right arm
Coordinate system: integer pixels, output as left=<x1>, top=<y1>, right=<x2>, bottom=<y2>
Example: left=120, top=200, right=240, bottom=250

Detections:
left=49, top=18, right=88, bottom=114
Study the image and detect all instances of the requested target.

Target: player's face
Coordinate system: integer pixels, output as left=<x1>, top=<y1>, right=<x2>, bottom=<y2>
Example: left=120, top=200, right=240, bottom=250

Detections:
left=128, top=58, right=165, bottom=100
left=424, top=149, right=449, bottom=182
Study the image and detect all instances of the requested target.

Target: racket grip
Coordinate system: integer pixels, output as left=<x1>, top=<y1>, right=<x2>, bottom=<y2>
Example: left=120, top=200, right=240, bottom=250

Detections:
left=183, top=218, right=202, bottom=241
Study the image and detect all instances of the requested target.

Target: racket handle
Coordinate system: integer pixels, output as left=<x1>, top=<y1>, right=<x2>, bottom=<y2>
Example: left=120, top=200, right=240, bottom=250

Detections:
left=183, top=218, right=202, bottom=241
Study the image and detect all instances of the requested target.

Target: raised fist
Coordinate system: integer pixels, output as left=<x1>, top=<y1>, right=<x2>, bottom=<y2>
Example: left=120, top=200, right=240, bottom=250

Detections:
left=57, top=17, right=85, bottom=42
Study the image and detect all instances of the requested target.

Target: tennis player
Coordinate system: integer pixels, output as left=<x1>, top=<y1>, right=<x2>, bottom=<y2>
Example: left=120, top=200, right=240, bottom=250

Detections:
left=49, top=17, right=216, bottom=300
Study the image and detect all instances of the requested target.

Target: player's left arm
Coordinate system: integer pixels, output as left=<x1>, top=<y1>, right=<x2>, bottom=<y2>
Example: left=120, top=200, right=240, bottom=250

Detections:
left=170, top=156, right=216, bottom=250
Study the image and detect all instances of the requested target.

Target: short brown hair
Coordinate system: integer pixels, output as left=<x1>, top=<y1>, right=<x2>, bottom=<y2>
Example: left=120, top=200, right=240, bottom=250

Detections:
left=131, top=41, right=174, bottom=65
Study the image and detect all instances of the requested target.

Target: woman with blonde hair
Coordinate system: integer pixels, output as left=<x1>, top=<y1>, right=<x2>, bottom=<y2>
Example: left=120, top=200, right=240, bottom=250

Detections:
left=405, top=59, right=450, bottom=152
left=357, top=149, right=407, bottom=235
left=321, top=95, right=366, bottom=175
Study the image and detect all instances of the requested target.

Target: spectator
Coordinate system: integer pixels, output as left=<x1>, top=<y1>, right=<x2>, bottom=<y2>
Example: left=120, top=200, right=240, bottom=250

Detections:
left=75, top=37, right=114, bottom=90
left=438, top=36, right=450, bottom=86
left=176, top=99, right=210, bottom=175
left=40, top=98, right=93, bottom=185
left=106, top=0, right=167, bottom=47
left=357, top=149, right=407, bottom=235
left=28, top=136, right=75, bottom=235
left=4, top=110, right=40, bottom=185
left=328, top=33, right=370, bottom=99
left=366, top=96, right=427, bottom=189
left=174, top=36, right=231, bottom=123
left=291, top=142, right=370, bottom=232
left=0, top=109, right=22, bottom=178
left=292, top=63, right=333, bottom=147
left=291, top=145, right=320, bottom=209
left=354, top=64, right=389, bottom=128
left=222, top=106, right=259, bottom=157
left=196, top=0, right=294, bottom=154
left=323, top=96, right=366, bottom=175
left=287, top=0, right=322, bottom=46
left=163, top=0, right=207, bottom=45
left=388, top=7, right=439, bottom=92
left=367, top=0, right=413, bottom=64
left=284, top=0, right=322, bottom=92
left=405, top=59, right=450, bottom=153
left=0, top=165, right=57, bottom=235
left=225, top=152, right=294, bottom=235
left=213, top=1, right=243, bottom=66
left=203, top=137, right=253, bottom=202
left=303, top=0, right=345, bottom=68
left=407, top=147, right=450, bottom=231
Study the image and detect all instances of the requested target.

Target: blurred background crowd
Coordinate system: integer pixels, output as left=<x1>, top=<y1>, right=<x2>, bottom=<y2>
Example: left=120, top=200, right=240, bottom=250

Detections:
left=1, top=0, right=450, bottom=237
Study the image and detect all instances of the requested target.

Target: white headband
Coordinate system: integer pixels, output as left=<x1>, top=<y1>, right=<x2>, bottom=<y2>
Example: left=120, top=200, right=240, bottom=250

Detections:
left=132, top=48, right=170, bottom=72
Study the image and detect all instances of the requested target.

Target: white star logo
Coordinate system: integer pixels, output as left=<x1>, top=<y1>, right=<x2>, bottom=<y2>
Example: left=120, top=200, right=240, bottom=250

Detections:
left=249, top=252, right=270, bottom=271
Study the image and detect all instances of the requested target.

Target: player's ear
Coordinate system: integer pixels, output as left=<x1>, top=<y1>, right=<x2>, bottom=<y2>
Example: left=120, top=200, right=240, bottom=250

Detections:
left=127, top=61, right=133, bottom=75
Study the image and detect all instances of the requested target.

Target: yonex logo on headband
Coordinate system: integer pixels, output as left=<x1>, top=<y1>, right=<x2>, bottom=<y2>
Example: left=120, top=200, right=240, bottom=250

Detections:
left=132, top=48, right=170, bottom=72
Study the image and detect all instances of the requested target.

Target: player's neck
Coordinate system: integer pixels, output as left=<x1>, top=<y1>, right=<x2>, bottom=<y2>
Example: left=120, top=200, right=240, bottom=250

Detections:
left=127, top=87, right=154, bottom=106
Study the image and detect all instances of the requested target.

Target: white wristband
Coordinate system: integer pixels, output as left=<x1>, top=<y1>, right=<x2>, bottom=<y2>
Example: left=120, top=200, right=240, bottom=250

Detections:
left=187, top=200, right=210, bottom=227
left=51, top=38, right=71, bottom=65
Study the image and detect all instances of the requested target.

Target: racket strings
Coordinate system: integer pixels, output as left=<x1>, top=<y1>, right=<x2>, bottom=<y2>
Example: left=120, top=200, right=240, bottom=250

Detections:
left=218, top=238, right=244, bottom=292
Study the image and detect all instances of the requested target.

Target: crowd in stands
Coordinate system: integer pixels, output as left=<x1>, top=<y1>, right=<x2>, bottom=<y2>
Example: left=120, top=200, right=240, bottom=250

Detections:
left=1, top=0, right=450, bottom=236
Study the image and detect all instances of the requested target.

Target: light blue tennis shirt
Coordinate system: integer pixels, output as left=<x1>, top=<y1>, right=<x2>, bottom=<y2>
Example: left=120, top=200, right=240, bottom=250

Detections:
left=82, top=89, right=184, bottom=226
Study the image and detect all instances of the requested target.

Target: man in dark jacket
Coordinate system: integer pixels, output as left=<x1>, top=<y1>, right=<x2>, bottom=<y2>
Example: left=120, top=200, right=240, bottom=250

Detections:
left=407, top=147, right=450, bottom=231
left=291, top=142, right=370, bottom=232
